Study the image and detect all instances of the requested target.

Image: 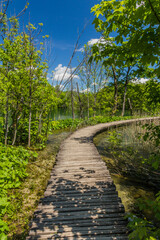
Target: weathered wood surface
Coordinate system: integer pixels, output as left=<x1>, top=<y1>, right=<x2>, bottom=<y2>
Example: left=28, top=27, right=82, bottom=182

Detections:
left=27, top=117, right=159, bottom=240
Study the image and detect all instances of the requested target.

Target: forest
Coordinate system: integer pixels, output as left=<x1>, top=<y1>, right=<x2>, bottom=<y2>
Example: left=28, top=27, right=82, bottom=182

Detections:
left=0, top=0, right=160, bottom=239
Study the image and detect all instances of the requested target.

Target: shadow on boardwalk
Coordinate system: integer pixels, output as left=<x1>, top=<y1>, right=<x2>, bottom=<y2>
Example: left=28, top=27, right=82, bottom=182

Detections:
left=28, top=177, right=128, bottom=239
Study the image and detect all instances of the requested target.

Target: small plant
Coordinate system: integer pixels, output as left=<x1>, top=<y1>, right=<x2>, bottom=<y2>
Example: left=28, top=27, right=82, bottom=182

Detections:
left=50, top=115, right=133, bottom=131
left=127, top=191, right=160, bottom=239
left=0, top=144, right=36, bottom=238
left=99, top=120, right=160, bottom=239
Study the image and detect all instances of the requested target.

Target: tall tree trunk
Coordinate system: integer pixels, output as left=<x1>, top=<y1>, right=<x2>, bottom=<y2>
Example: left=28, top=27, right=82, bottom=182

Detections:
left=111, top=65, right=118, bottom=115
left=128, top=98, right=133, bottom=116
left=93, top=80, right=96, bottom=117
left=71, top=77, right=75, bottom=119
left=4, top=94, right=9, bottom=145
left=45, top=113, right=50, bottom=138
left=121, top=83, right=128, bottom=117
left=38, top=111, right=43, bottom=136
left=12, top=101, right=19, bottom=146
left=12, top=123, right=17, bottom=146
left=76, top=82, right=83, bottom=118
left=37, top=109, right=44, bottom=143
left=121, top=67, right=130, bottom=117
left=87, top=89, right=89, bottom=119
left=28, top=80, right=32, bottom=147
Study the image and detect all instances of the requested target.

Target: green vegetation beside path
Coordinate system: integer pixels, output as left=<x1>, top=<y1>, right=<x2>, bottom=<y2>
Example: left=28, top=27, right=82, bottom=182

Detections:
left=1, top=115, right=134, bottom=239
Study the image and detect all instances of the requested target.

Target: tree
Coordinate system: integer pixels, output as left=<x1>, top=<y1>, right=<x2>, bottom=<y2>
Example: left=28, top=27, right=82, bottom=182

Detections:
left=90, top=33, right=150, bottom=116
left=91, top=0, right=160, bottom=77
left=78, top=44, right=106, bottom=118
left=0, top=17, right=55, bottom=146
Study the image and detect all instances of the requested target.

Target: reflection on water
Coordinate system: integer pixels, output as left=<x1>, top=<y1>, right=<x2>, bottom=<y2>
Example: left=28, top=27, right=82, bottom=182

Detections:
left=50, top=109, right=79, bottom=120
left=94, top=128, right=155, bottom=213
left=50, top=108, right=126, bottom=121
left=111, top=173, right=155, bottom=212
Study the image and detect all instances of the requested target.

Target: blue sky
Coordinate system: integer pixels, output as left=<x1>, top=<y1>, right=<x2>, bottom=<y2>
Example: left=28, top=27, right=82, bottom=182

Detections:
left=9, top=0, right=101, bottom=84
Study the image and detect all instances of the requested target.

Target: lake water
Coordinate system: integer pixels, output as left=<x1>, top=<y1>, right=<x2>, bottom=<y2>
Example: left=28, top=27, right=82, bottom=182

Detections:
left=50, top=108, right=108, bottom=120
left=93, top=125, right=156, bottom=214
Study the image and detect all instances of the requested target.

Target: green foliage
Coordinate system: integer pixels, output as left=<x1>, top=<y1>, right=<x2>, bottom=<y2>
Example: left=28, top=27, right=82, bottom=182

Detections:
left=127, top=213, right=159, bottom=240
left=50, top=118, right=82, bottom=130
left=127, top=191, right=160, bottom=239
left=0, top=17, right=58, bottom=147
left=0, top=144, right=36, bottom=238
left=142, top=123, right=160, bottom=169
left=91, top=0, right=160, bottom=77
left=50, top=115, right=133, bottom=131
left=106, top=130, right=122, bottom=147
left=103, top=122, right=160, bottom=239
left=90, top=0, right=160, bottom=117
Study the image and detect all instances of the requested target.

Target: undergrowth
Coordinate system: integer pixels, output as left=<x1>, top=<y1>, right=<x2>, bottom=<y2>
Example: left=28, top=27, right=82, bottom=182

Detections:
left=50, top=115, right=133, bottom=131
left=1, top=115, right=158, bottom=239
left=0, top=145, right=37, bottom=240
left=102, top=121, right=160, bottom=240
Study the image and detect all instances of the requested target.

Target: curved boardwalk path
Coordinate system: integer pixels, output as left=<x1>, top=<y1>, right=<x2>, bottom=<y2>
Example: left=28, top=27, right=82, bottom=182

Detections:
left=27, top=117, right=159, bottom=240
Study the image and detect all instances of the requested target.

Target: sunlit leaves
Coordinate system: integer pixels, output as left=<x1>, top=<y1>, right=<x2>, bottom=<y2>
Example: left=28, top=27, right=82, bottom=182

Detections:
left=91, top=0, right=160, bottom=76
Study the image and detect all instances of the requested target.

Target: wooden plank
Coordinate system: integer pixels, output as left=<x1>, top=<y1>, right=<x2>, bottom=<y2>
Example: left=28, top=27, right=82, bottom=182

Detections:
left=34, top=206, right=125, bottom=216
left=31, top=215, right=128, bottom=224
left=28, top=227, right=128, bottom=236
left=43, top=189, right=118, bottom=195
left=44, top=187, right=116, bottom=191
left=27, top=235, right=128, bottom=240
left=29, top=119, right=160, bottom=238
left=38, top=198, right=122, bottom=205
left=32, top=212, right=126, bottom=220
left=30, top=219, right=127, bottom=228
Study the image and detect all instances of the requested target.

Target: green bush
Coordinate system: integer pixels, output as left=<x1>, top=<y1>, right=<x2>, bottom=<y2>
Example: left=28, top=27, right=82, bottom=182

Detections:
left=50, top=115, right=133, bottom=131
left=0, top=144, right=36, bottom=239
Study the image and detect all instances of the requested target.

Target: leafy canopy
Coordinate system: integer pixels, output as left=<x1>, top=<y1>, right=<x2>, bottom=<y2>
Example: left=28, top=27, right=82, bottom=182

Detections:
left=91, top=0, right=160, bottom=77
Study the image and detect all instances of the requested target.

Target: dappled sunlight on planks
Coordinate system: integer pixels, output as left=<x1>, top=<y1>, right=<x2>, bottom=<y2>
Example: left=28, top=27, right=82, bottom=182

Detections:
left=27, top=117, right=160, bottom=239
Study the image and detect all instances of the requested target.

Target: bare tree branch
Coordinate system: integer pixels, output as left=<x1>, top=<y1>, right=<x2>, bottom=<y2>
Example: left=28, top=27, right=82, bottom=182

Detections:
left=59, top=58, right=85, bottom=94
left=58, top=22, right=89, bottom=86
left=0, top=0, right=9, bottom=24
left=10, top=1, right=29, bottom=20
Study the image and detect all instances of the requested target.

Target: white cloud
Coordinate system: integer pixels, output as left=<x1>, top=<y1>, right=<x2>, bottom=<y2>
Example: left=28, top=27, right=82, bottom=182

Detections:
left=76, top=38, right=101, bottom=52
left=131, top=78, right=149, bottom=84
left=76, top=47, right=84, bottom=52
left=136, top=1, right=145, bottom=8
left=81, top=88, right=90, bottom=93
left=91, top=82, right=98, bottom=86
left=53, top=64, right=79, bottom=82
left=88, top=39, right=101, bottom=46
left=77, top=37, right=113, bottom=52
left=88, top=37, right=112, bottom=46
left=58, top=84, right=64, bottom=89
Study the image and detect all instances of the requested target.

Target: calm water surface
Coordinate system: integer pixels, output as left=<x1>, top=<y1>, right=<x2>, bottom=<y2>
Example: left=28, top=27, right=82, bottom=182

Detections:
left=94, top=128, right=155, bottom=213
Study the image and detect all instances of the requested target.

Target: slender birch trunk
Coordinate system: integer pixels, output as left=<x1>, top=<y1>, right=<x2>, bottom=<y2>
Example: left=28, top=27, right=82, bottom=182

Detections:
left=76, top=82, right=83, bottom=118
left=71, top=77, right=75, bottom=120
left=87, top=89, right=89, bottom=119
left=111, top=65, right=118, bottom=115
left=28, top=79, right=32, bottom=147
left=128, top=98, right=133, bottom=116
left=121, top=67, right=130, bottom=117
left=4, top=94, right=9, bottom=145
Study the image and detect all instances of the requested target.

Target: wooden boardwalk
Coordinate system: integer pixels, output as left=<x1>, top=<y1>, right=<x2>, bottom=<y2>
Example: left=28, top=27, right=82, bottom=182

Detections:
left=27, top=118, right=159, bottom=240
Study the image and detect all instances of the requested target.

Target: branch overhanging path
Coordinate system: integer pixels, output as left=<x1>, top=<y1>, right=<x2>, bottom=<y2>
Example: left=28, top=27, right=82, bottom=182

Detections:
left=27, top=117, right=159, bottom=239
